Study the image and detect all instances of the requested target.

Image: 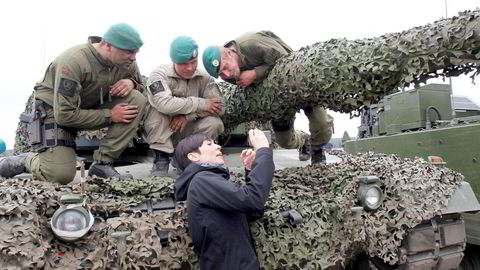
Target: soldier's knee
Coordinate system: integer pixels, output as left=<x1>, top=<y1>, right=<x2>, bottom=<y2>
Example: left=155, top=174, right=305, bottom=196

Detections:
left=204, top=117, right=224, bottom=137
left=53, top=169, right=76, bottom=185
left=128, top=89, right=147, bottom=109
left=41, top=164, right=76, bottom=185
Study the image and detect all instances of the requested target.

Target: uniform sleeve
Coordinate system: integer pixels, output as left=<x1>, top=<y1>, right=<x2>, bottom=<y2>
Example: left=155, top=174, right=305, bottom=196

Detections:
left=189, top=148, right=274, bottom=215
left=196, top=76, right=225, bottom=118
left=147, top=68, right=208, bottom=116
left=127, top=62, right=146, bottom=93
left=53, top=57, right=111, bottom=129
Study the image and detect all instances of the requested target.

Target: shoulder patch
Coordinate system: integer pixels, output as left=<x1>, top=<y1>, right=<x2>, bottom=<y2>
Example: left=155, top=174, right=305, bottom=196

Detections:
left=58, top=78, right=77, bottom=97
left=149, top=81, right=165, bottom=95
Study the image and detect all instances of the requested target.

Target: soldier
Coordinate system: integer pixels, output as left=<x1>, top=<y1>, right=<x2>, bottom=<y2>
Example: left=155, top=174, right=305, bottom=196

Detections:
left=202, top=31, right=334, bottom=164
left=0, top=23, right=147, bottom=183
left=144, top=36, right=224, bottom=176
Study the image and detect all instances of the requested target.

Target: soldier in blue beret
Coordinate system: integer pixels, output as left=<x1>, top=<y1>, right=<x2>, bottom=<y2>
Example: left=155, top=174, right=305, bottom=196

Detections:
left=203, top=31, right=334, bottom=164
left=0, top=23, right=147, bottom=183
left=143, top=36, right=224, bottom=176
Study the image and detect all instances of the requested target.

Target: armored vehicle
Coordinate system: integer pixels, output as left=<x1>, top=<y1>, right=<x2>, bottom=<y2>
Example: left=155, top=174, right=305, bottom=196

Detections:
left=344, top=83, right=480, bottom=269
left=5, top=100, right=480, bottom=269
left=6, top=8, right=480, bottom=268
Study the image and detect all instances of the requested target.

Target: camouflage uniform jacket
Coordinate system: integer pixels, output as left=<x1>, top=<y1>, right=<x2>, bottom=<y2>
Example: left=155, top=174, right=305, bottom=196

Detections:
left=224, top=31, right=293, bottom=85
left=146, top=64, right=224, bottom=122
left=34, top=36, right=146, bottom=129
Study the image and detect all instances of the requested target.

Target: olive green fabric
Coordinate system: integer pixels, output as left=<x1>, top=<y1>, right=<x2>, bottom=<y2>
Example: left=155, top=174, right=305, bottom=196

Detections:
left=33, top=36, right=147, bottom=164
left=24, top=89, right=146, bottom=184
left=93, top=90, right=147, bottom=163
left=274, top=127, right=308, bottom=150
left=305, top=106, right=334, bottom=146
left=144, top=64, right=224, bottom=153
left=170, top=36, right=198, bottom=64
left=223, top=31, right=333, bottom=149
left=103, top=23, right=143, bottom=50
left=34, top=36, right=146, bottom=129
left=224, top=30, right=293, bottom=85
left=25, top=146, right=76, bottom=185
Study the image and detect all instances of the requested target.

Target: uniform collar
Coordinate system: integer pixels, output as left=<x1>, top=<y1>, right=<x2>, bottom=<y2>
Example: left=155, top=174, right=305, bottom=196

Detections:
left=224, top=40, right=246, bottom=68
left=165, top=63, right=202, bottom=79
left=87, top=36, right=114, bottom=68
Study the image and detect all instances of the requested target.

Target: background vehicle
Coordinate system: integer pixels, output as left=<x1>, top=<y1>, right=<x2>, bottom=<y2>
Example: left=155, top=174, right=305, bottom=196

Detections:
left=344, top=83, right=480, bottom=269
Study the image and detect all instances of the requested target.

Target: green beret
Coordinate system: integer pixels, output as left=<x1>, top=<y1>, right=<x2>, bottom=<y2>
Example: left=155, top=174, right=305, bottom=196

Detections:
left=202, top=46, right=221, bottom=78
left=170, top=36, right=198, bottom=64
left=103, top=23, right=143, bottom=50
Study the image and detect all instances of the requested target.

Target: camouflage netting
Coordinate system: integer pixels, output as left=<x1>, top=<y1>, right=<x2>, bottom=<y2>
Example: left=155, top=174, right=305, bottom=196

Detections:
left=220, top=9, right=480, bottom=130
left=0, top=152, right=463, bottom=269
left=14, top=92, right=34, bottom=155
left=14, top=10, right=480, bottom=152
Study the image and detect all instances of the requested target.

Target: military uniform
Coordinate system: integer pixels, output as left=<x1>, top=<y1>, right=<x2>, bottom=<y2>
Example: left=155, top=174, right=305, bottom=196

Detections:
left=224, top=31, right=333, bottom=155
left=144, top=64, right=224, bottom=155
left=27, top=36, right=147, bottom=184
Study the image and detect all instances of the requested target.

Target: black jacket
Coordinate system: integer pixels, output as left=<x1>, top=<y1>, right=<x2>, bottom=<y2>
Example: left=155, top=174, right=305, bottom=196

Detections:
left=175, top=148, right=274, bottom=270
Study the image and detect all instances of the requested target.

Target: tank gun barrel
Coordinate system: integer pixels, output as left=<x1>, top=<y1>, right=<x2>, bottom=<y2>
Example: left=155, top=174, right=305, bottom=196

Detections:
left=220, top=9, right=480, bottom=131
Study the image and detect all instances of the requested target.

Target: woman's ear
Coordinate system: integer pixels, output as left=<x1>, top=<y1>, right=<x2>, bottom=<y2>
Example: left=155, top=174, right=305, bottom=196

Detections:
left=188, top=152, right=199, bottom=162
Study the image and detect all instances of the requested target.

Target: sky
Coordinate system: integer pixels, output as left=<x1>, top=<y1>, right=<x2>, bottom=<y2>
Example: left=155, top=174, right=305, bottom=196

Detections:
left=1, top=0, right=479, bottom=149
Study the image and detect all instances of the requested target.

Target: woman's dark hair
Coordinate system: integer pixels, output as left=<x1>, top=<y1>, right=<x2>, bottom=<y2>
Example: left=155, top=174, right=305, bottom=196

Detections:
left=175, top=133, right=210, bottom=170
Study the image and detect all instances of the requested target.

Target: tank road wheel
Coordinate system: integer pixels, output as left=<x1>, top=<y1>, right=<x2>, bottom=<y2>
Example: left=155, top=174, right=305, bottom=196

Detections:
left=459, top=245, right=480, bottom=270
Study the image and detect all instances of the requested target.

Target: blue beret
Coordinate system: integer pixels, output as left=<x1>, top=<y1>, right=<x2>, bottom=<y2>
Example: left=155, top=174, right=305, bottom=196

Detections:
left=103, top=23, right=143, bottom=50
left=170, top=36, right=198, bottom=64
left=202, top=46, right=221, bottom=78
left=0, top=139, right=5, bottom=154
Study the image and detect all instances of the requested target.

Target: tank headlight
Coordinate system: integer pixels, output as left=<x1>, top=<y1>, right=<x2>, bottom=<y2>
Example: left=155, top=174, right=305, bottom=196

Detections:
left=357, top=176, right=384, bottom=211
left=50, top=194, right=94, bottom=242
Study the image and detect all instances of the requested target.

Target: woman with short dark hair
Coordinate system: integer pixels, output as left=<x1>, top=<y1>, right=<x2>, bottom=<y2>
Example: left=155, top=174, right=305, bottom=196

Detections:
left=174, top=129, right=274, bottom=270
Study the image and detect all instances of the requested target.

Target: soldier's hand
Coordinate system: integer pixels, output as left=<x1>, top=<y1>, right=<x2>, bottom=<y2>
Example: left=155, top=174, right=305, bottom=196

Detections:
left=111, top=103, right=138, bottom=123
left=240, top=148, right=256, bottom=171
left=170, top=115, right=189, bottom=132
left=110, top=79, right=135, bottom=97
left=206, top=98, right=223, bottom=114
left=236, top=70, right=256, bottom=88
left=248, top=128, right=269, bottom=150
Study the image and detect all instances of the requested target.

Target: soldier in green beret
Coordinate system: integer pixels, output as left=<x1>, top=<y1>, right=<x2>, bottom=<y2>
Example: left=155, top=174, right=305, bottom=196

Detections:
left=144, top=36, right=224, bottom=176
left=202, top=31, right=334, bottom=164
left=0, top=23, right=147, bottom=183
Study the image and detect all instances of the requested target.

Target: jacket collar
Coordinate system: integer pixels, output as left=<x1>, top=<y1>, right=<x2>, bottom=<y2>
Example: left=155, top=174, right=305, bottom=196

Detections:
left=165, top=63, right=202, bottom=79
left=87, top=36, right=115, bottom=68
left=224, top=40, right=246, bottom=69
left=174, top=163, right=230, bottom=201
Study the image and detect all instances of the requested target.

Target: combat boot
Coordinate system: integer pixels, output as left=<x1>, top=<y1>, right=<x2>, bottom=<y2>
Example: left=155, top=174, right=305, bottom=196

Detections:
left=88, top=161, right=133, bottom=179
left=311, top=147, right=327, bottom=165
left=150, top=150, right=170, bottom=177
left=0, top=153, right=31, bottom=178
left=298, top=135, right=311, bottom=161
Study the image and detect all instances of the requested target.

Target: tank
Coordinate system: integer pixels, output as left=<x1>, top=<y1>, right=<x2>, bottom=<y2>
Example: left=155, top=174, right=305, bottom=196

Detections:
left=7, top=8, right=480, bottom=267
left=344, top=83, right=480, bottom=269
left=4, top=94, right=480, bottom=269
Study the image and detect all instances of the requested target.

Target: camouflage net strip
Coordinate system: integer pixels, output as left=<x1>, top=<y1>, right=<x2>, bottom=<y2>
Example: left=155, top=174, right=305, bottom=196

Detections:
left=15, top=10, right=480, bottom=151
left=220, top=9, right=480, bottom=130
left=0, top=152, right=462, bottom=269
left=254, top=151, right=462, bottom=268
